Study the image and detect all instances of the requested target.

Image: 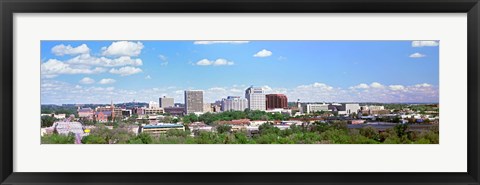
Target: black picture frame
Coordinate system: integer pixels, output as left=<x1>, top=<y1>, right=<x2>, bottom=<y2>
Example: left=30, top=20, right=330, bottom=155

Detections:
left=1, top=0, right=479, bottom=184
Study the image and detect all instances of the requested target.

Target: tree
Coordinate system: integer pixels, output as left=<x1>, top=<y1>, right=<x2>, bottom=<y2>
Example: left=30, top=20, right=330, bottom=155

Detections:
left=41, top=115, right=56, bottom=127
left=330, top=121, right=348, bottom=131
left=183, top=113, right=199, bottom=124
left=166, top=129, right=190, bottom=137
left=129, top=133, right=153, bottom=144
left=359, top=126, right=379, bottom=140
left=41, top=133, right=75, bottom=144
left=216, top=124, right=232, bottom=134
left=394, top=124, right=409, bottom=138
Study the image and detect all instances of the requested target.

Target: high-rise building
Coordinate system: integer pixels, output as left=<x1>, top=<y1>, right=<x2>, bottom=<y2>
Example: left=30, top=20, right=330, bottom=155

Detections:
left=159, top=96, right=174, bottom=108
left=245, top=86, right=266, bottom=111
left=221, top=96, right=248, bottom=112
left=266, top=94, right=288, bottom=110
left=184, top=90, right=204, bottom=114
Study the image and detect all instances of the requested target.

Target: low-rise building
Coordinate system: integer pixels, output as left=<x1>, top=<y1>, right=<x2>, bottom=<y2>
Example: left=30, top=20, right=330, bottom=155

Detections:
left=95, top=111, right=111, bottom=123
left=132, top=107, right=145, bottom=115
left=142, top=124, right=185, bottom=135
left=329, top=103, right=360, bottom=115
left=217, top=119, right=251, bottom=126
left=164, top=107, right=185, bottom=116
left=96, top=105, right=122, bottom=119
left=54, top=121, right=85, bottom=136
left=301, top=103, right=329, bottom=114
left=349, top=120, right=365, bottom=124
left=78, top=108, right=94, bottom=118
left=144, top=107, right=164, bottom=115
left=54, top=114, right=66, bottom=119
left=265, top=108, right=292, bottom=116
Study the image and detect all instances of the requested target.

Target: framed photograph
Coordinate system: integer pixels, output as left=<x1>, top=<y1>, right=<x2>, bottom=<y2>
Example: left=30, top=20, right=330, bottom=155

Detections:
left=1, top=0, right=479, bottom=184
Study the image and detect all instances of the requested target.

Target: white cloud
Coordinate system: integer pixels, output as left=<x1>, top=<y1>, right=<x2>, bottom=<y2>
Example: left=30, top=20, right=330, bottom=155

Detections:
left=194, top=41, right=249, bottom=45
left=41, top=59, right=106, bottom=77
left=409, top=52, right=426, bottom=58
left=253, top=49, right=272, bottom=57
left=389, top=85, right=405, bottom=91
left=102, top=41, right=144, bottom=57
left=67, top=54, right=143, bottom=67
left=98, top=78, right=116, bottom=84
left=145, top=75, right=152, bottom=79
left=109, top=66, right=142, bottom=76
left=411, top=41, right=439, bottom=47
left=230, top=88, right=242, bottom=93
left=350, top=83, right=370, bottom=89
left=42, top=81, right=439, bottom=105
left=159, top=55, right=168, bottom=66
left=52, top=44, right=90, bottom=56
left=195, top=58, right=234, bottom=66
left=297, top=82, right=334, bottom=91
left=79, top=77, right=95, bottom=84
left=262, top=85, right=273, bottom=92
left=278, top=56, right=287, bottom=61
left=208, top=87, right=227, bottom=92
left=414, top=83, right=432, bottom=88
left=370, top=82, right=384, bottom=88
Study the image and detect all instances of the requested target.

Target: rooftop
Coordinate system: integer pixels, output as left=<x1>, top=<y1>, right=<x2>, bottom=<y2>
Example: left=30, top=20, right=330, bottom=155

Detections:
left=143, top=124, right=184, bottom=129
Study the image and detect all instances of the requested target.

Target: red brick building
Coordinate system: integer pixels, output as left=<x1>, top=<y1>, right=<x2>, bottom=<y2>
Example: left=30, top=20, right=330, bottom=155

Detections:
left=266, top=94, right=288, bottom=110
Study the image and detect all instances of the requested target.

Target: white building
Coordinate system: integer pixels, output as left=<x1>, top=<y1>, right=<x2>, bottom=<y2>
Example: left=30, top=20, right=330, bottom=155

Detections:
left=159, top=96, right=174, bottom=108
left=368, top=105, right=385, bottom=110
left=301, top=103, right=329, bottom=114
left=265, top=108, right=292, bottom=116
left=245, top=86, right=266, bottom=111
left=149, top=101, right=160, bottom=108
left=330, top=103, right=360, bottom=115
left=344, top=104, right=361, bottom=115
left=221, top=96, right=248, bottom=112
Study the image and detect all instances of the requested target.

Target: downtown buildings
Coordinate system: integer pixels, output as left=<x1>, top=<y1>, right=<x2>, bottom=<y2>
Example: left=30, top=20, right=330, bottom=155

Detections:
left=221, top=96, right=248, bottom=112
left=184, top=90, right=204, bottom=114
left=266, top=94, right=288, bottom=110
left=159, top=96, right=174, bottom=108
left=245, top=86, right=266, bottom=111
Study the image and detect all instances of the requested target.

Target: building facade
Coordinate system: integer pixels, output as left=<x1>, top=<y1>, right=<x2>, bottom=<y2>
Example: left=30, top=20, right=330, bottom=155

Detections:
left=245, top=86, right=266, bottom=111
left=159, top=96, right=174, bottom=108
left=144, top=107, right=164, bottom=115
left=164, top=107, right=185, bottom=116
left=266, top=94, right=288, bottom=110
left=78, top=107, right=94, bottom=118
left=95, top=105, right=122, bottom=120
left=184, top=90, right=204, bottom=114
left=221, top=96, right=248, bottom=112
left=302, top=103, right=329, bottom=114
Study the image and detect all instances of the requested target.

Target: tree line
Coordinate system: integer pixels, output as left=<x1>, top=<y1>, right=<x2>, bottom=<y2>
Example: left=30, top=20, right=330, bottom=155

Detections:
left=41, top=121, right=439, bottom=144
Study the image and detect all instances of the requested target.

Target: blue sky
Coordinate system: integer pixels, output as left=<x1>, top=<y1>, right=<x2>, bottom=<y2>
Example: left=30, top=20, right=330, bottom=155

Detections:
left=41, top=40, right=439, bottom=104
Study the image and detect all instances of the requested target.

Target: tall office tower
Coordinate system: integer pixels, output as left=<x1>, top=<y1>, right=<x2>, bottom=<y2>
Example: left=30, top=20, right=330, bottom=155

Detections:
left=266, top=94, right=288, bottom=109
left=159, top=96, right=174, bottom=108
left=245, top=86, right=266, bottom=111
left=184, top=90, right=204, bottom=114
left=221, top=96, right=248, bottom=112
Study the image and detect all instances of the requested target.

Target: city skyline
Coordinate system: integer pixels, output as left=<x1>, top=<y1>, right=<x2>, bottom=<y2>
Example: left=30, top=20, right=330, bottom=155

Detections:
left=41, top=40, right=439, bottom=104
